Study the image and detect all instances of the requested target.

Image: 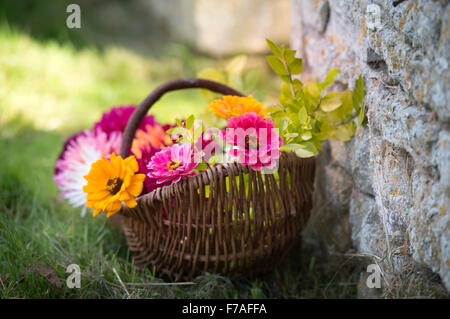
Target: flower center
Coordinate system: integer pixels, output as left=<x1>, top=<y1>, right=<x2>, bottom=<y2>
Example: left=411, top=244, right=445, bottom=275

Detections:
left=245, top=135, right=259, bottom=150
left=167, top=159, right=182, bottom=170
left=106, top=177, right=123, bottom=195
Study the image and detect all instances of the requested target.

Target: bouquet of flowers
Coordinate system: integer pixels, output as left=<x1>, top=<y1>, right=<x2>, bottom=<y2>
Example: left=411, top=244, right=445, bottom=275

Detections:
left=54, top=106, right=173, bottom=217
left=54, top=40, right=364, bottom=219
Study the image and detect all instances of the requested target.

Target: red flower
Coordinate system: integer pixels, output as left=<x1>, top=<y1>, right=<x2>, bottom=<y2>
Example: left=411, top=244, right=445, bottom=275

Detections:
left=94, top=106, right=156, bottom=137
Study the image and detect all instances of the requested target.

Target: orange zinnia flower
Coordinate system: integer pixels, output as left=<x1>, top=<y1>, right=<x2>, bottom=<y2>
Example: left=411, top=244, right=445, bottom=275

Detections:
left=83, top=153, right=145, bottom=217
left=208, top=95, right=267, bottom=120
left=131, top=124, right=173, bottom=159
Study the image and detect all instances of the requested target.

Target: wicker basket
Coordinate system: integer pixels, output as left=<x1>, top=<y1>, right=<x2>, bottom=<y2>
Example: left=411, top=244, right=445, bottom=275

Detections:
left=118, top=78, right=316, bottom=280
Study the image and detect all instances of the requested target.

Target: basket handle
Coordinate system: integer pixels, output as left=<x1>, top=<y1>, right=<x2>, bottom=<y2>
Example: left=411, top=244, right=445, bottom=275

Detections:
left=120, top=78, right=245, bottom=157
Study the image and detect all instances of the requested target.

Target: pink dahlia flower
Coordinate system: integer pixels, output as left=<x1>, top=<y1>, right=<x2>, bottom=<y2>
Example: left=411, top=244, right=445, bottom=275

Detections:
left=147, top=144, right=198, bottom=184
left=54, top=129, right=122, bottom=215
left=221, top=112, right=283, bottom=171
left=94, top=106, right=156, bottom=137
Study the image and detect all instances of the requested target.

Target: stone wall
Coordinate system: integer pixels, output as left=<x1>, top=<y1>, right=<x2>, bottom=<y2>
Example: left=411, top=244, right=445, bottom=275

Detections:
left=291, top=0, right=449, bottom=294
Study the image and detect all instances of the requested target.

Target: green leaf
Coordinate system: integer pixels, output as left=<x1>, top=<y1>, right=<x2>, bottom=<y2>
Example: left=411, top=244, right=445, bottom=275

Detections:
left=171, top=127, right=191, bottom=142
left=280, top=83, right=295, bottom=107
left=284, top=132, right=299, bottom=139
left=208, top=155, right=220, bottom=166
left=304, top=82, right=321, bottom=99
left=266, top=56, right=288, bottom=76
left=176, top=118, right=183, bottom=127
left=168, top=126, right=186, bottom=135
left=301, top=131, right=312, bottom=141
left=358, top=103, right=366, bottom=126
left=289, top=58, right=303, bottom=75
left=344, top=114, right=354, bottom=121
left=279, top=97, right=293, bottom=110
left=266, top=38, right=282, bottom=58
left=316, top=120, right=336, bottom=141
left=266, top=105, right=284, bottom=113
left=279, top=143, right=303, bottom=152
left=276, top=117, right=290, bottom=131
left=352, top=75, right=364, bottom=112
left=327, top=89, right=352, bottom=123
left=319, top=68, right=340, bottom=90
left=279, top=44, right=286, bottom=56
left=177, top=136, right=192, bottom=144
left=298, top=106, right=308, bottom=124
left=195, top=162, right=208, bottom=171
left=320, top=92, right=343, bottom=112
left=283, top=49, right=296, bottom=63
left=280, top=82, right=292, bottom=96
left=294, top=142, right=317, bottom=158
left=279, top=74, right=292, bottom=83
left=269, top=110, right=286, bottom=119
left=192, top=122, right=204, bottom=142
left=331, top=122, right=356, bottom=141
left=340, top=89, right=353, bottom=114
left=292, top=79, right=303, bottom=92
left=186, top=114, right=194, bottom=130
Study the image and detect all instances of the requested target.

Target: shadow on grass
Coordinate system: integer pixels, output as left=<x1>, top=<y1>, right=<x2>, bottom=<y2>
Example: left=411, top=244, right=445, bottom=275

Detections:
left=0, top=118, right=62, bottom=212
left=0, top=118, right=130, bottom=297
left=0, top=0, right=192, bottom=58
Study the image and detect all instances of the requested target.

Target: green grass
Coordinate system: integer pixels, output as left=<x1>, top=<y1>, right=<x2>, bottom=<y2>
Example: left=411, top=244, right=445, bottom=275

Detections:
left=0, top=27, right=211, bottom=131
left=0, top=27, right=359, bottom=298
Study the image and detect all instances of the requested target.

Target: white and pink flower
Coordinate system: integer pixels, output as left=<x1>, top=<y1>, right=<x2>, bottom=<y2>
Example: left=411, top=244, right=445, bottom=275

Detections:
left=54, top=129, right=122, bottom=216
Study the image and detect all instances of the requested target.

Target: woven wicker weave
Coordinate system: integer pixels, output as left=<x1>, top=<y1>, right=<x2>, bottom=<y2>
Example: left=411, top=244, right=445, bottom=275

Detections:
left=118, top=79, right=316, bottom=280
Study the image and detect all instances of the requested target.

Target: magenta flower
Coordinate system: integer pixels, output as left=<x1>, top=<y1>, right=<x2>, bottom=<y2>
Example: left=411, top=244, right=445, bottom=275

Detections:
left=135, top=145, right=170, bottom=193
left=221, top=112, right=283, bottom=171
left=147, top=144, right=198, bottom=184
left=94, top=106, right=156, bottom=137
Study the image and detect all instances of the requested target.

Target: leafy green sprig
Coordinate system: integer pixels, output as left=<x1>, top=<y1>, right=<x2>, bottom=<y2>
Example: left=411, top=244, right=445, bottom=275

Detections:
left=265, top=39, right=365, bottom=157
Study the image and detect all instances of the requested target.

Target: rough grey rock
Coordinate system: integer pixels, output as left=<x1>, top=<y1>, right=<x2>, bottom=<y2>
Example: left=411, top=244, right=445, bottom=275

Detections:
left=291, top=0, right=449, bottom=293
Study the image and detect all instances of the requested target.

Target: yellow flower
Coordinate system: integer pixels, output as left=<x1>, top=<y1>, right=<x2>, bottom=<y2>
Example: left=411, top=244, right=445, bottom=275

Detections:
left=83, top=153, right=145, bottom=217
left=208, top=95, right=267, bottom=120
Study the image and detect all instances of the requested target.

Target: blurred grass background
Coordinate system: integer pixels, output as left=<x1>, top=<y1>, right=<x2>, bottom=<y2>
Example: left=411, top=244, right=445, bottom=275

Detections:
left=0, top=0, right=360, bottom=298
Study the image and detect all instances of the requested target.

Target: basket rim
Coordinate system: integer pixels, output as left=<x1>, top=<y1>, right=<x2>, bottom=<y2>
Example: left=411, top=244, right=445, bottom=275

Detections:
left=120, top=153, right=316, bottom=213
